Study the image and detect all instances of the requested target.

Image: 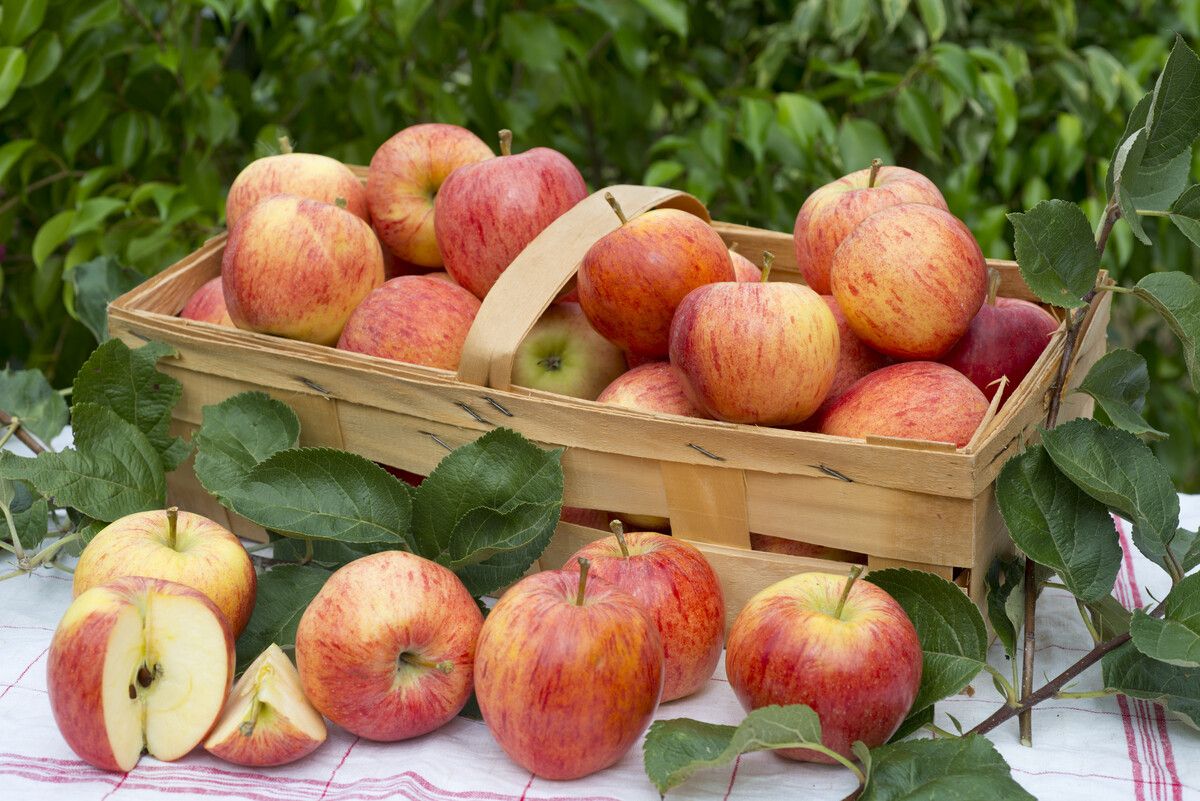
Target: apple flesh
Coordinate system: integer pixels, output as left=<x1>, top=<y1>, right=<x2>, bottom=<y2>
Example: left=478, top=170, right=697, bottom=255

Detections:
left=73, top=508, right=257, bottom=636
left=180, top=276, right=233, bottom=326
left=941, top=297, right=1059, bottom=405
left=223, top=194, right=385, bottom=345
left=296, top=550, right=483, bottom=741
left=368, top=124, right=494, bottom=267
left=831, top=203, right=987, bottom=360
left=511, top=302, right=627, bottom=400
left=793, top=162, right=947, bottom=294
left=204, top=644, right=327, bottom=767
left=475, top=563, right=663, bottom=779
left=817, top=361, right=989, bottom=446
left=597, top=361, right=706, bottom=419
left=47, top=576, right=235, bottom=772
left=226, top=146, right=368, bottom=229
left=336, top=275, right=481, bottom=370
left=435, top=130, right=587, bottom=298
left=725, top=570, right=922, bottom=761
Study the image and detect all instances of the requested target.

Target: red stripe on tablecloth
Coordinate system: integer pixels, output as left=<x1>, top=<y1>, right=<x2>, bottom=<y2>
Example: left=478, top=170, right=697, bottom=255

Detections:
left=319, top=736, right=359, bottom=800
left=517, top=773, right=534, bottom=801
left=1112, top=522, right=1149, bottom=801
left=0, top=645, right=47, bottom=701
left=1152, top=702, right=1185, bottom=801
left=100, top=768, right=131, bottom=800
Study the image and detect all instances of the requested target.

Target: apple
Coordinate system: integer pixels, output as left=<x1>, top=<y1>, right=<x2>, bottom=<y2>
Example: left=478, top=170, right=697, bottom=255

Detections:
left=749, top=533, right=864, bottom=564
left=511, top=301, right=627, bottom=399
left=815, top=295, right=890, bottom=414
left=223, top=194, right=385, bottom=345
left=816, top=361, right=989, bottom=446
left=597, top=361, right=706, bottom=419
left=793, top=160, right=947, bottom=294
left=566, top=522, right=723, bottom=701
left=474, top=559, right=663, bottom=779
left=435, top=130, right=587, bottom=298
left=47, top=576, right=235, bottom=772
left=368, top=124, right=494, bottom=267
left=579, top=194, right=735, bottom=359
left=204, top=644, right=327, bottom=767
left=669, top=254, right=839, bottom=425
left=295, top=550, right=483, bottom=741
left=73, top=508, right=256, bottom=636
left=180, top=276, right=233, bottom=326
left=336, top=275, right=481, bottom=370
left=226, top=137, right=368, bottom=229
left=725, top=568, right=922, bottom=761
left=830, top=202, right=987, bottom=360
left=730, top=248, right=761, bottom=282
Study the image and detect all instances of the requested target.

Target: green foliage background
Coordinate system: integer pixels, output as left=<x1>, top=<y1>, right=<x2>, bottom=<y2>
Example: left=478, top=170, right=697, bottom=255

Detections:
left=1, top=0, right=1198, bottom=486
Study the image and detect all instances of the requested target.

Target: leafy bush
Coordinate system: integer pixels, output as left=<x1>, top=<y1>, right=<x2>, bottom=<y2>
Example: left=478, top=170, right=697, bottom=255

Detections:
left=0, top=0, right=1197, bottom=483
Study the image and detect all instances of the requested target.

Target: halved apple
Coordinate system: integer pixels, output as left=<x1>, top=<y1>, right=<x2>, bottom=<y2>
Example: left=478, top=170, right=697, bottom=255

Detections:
left=47, top=576, right=234, bottom=772
left=205, top=644, right=327, bottom=766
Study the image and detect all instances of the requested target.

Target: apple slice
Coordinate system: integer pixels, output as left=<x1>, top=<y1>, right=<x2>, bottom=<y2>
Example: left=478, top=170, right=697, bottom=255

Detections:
left=47, top=577, right=234, bottom=772
left=205, top=644, right=327, bottom=766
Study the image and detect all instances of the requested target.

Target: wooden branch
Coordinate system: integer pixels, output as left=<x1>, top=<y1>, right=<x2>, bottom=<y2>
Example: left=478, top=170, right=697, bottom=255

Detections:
left=0, top=410, right=48, bottom=455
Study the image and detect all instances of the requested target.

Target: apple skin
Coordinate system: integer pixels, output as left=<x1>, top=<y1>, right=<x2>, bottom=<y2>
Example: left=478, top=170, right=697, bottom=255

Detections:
left=831, top=203, right=987, bottom=360
left=337, top=275, right=481, bottom=370
left=560, top=506, right=610, bottom=529
left=725, top=572, right=922, bottom=761
left=226, top=152, right=368, bottom=229
left=816, top=361, right=989, bottom=446
left=223, top=194, right=385, bottom=345
left=47, top=576, right=235, bottom=772
left=368, top=124, right=494, bottom=267
left=511, top=302, right=627, bottom=400
left=815, top=295, right=890, bottom=413
left=565, top=532, right=724, bottom=701
left=597, top=361, right=706, bottom=419
left=435, top=140, right=587, bottom=298
left=579, top=209, right=735, bottom=359
left=749, top=533, right=864, bottom=564
left=474, top=567, right=663, bottom=779
left=73, top=509, right=257, bottom=636
left=669, top=280, right=839, bottom=425
left=295, top=550, right=483, bottom=742
left=941, top=297, right=1059, bottom=404
left=180, top=276, right=233, bottom=326
left=730, top=249, right=761, bottom=282
left=793, top=165, right=947, bottom=294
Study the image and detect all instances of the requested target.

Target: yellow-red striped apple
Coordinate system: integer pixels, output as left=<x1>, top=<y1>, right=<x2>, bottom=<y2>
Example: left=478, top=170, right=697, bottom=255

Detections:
left=226, top=139, right=367, bottom=228
left=597, top=361, right=706, bottom=419
left=814, top=295, right=890, bottom=415
left=180, top=277, right=233, bottom=326
left=511, top=302, right=627, bottom=399
left=730, top=248, right=761, bottom=282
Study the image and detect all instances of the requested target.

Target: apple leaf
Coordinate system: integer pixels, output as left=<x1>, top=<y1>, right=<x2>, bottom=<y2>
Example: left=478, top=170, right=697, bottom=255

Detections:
left=1007, top=199, right=1098, bottom=308
left=65, top=256, right=144, bottom=343
left=7, top=495, right=49, bottom=552
left=1087, top=595, right=1132, bottom=642
left=235, top=564, right=331, bottom=673
left=270, top=533, right=386, bottom=570
left=865, top=568, right=988, bottom=716
left=1172, top=528, right=1200, bottom=573
left=1130, top=572, right=1200, bottom=667
left=72, top=339, right=190, bottom=470
left=0, top=403, right=165, bottom=522
left=1041, top=419, right=1181, bottom=576
left=445, top=501, right=562, bottom=596
left=859, top=735, right=1033, bottom=800
left=194, top=391, right=300, bottom=499
left=886, top=704, right=933, bottom=744
left=0, top=366, right=67, bottom=445
left=1142, top=35, right=1200, bottom=171
left=642, top=705, right=835, bottom=795
left=1132, top=271, right=1200, bottom=393
left=1103, top=641, right=1200, bottom=730
left=985, top=554, right=1027, bottom=659
left=1076, top=349, right=1166, bottom=440
left=1169, top=184, right=1200, bottom=247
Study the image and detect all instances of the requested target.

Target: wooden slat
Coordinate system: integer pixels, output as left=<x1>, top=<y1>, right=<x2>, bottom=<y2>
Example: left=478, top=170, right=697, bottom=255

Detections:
left=659, top=462, right=751, bottom=548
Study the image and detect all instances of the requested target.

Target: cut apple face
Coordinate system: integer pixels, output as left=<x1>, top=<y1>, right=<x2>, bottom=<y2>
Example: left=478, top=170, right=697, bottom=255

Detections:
left=205, top=644, right=327, bottom=767
left=47, top=577, right=234, bottom=773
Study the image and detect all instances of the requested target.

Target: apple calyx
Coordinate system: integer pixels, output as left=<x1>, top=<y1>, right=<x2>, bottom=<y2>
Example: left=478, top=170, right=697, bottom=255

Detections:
left=604, top=191, right=629, bottom=226
left=499, top=129, right=513, bottom=157
left=277, top=136, right=294, bottom=155
left=609, top=519, right=631, bottom=559
left=575, top=557, right=592, bottom=606
left=833, top=565, right=865, bottom=620
left=165, top=506, right=178, bottom=550
left=867, top=158, right=882, bottom=188
left=334, top=196, right=348, bottom=209
left=760, top=251, right=775, bottom=283
left=985, top=267, right=1001, bottom=306
left=538, top=354, right=563, bottom=372
left=398, top=651, right=455, bottom=674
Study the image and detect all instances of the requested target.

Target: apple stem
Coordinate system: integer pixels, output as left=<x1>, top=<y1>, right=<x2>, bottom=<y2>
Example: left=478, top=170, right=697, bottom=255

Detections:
left=499, top=129, right=513, bottom=157
left=833, top=565, right=864, bottom=620
left=760, top=251, right=774, bottom=283
left=165, top=507, right=178, bottom=550
left=399, top=652, right=455, bottom=674
left=986, top=267, right=1001, bottom=305
left=277, top=136, right=293, bottom=155
left=575, top=557, right=591, bottom=606
left=609, top=520, right=630, bottom=559
left=604, top=191, right=629, bottom=226
left=867, top=158, right=882, bottom=188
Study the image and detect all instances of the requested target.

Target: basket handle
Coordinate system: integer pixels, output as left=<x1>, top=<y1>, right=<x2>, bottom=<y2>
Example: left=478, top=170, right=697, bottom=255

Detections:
left=455, top=184, right=711, bottom=390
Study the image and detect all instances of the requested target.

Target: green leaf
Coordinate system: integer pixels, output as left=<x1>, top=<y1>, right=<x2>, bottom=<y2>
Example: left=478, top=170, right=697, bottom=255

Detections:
left=0, top=47, right=26, bottom=109
left=1077, top=349, right=1166, bottom=439
left=838, top=118, right=894, bottom=172
left=642, top=705, right=829, bottom=795
left=68, top=197, right=126, bottom=237
left=235, top=564, right=331, bottom=673
left=1130, top=573, right=1200, bottom=667
left=886, top=704, right=932, bottom=744
left=643, top=160, right=684, bottom=186
left=880, top=0, right=911, bottom=31
left=20, top=30, right=60, bottom=87
left=980, top=72, right=1018, bottom=144
left=895, top=86, right=942, bottom=162
left=72, top=339, right=189, bottom=471
left=1172, top=528, right=1200, bottom=573
left=10, top=497, right=49, bottom=552
left=32, top=210, right=74, bottom=269
left=915, top=0, right=946, bottom=42
left=865, top=568, right=988, bottom=715
left=1042, top=419, right=1180, bottom=575
left=1169, top=184, right=1200, bottom=247
left=1133, top=271, right=1200, bottom=392
left=860, top=735, right=1033, bottom=800
left=194, top=391, right=300, bottom=499
left=269, top=533, right=385, bottom=570
left=1143, top=35, right=1200, bottom=170
left=498, top=13, right=563, bottom=72
left=634, top=0, right=688, bottom=37
left=737, top=96, right=772, bottom=165
left=1008, top=200, right=1099, bottom=308
left=0, top=0, right=47, bottom=44
left=996, top=445, right=1121, bottom=602
left=1112, top=127, right=1154, bottom=245
left=66, top=257, right=145, bottom=342
left=0, top=403, right=165, bottom=523
left=985, top=554, right=1026, bottom=659
left=0, top=138, right=34, bottom=184
left=0, top=367, right=67, bottom=444
left=1087, top=595, right=1132, bottom=641
left=1103, top=641, right=1200, bottom=729
left=776, top=93, right=835, bottom=152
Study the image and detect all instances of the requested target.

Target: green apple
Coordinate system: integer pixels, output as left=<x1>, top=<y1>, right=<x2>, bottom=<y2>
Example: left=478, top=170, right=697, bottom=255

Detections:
left=512, top=302, right=627, bottom=400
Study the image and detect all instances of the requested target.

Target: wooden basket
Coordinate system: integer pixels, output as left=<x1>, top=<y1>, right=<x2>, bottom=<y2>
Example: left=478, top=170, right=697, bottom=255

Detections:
left=108, top=182, right=1110, bottom=621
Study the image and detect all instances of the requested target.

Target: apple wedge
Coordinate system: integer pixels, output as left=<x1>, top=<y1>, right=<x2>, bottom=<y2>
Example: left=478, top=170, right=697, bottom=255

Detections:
left=205, top=644, right=327, bottom=766
left=47, top=577, right=235, bottom=772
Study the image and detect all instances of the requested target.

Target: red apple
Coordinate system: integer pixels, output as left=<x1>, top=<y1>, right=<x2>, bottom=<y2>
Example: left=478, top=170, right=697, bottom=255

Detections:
left=597, top=361, right=706, bottom=418
left=749, top=533, right=864, bottom=564
left=180, top=276, right=233, bottom=326
left=579, top=195, right=734, bottom=359
left=435, top=130, right=587, bottom=298
left=296, top=551, right=483, bottom=742
left=474, top=561, right=663, bottom=779
left=226, top=139, right=368, bottom=229
left=793, top=161, right=947, bottom=294
left=815, top=295, right=890, bottom=413
left=336, top=275, right=481, bottom=370
left=511, top=302, right=627, bottom=399
left=830, top=203, right=987, bottom=360
left=817, top=361, right=989, bottom=446
left=560, top=506, right=610, bottom=529
left=566, top=522, right=724, bottom=701
left=730, top=248, right=761, bottom=282
left=368, top=124, right=494, bottom=267
left=223, top=194, right=385, bottom=345
left=725, top=569, right=922, bottom=761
